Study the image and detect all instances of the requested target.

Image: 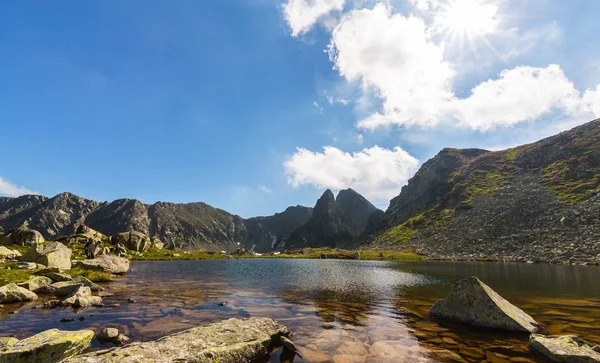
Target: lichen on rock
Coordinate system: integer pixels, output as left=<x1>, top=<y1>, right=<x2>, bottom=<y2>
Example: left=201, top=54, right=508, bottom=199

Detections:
left=429, top=276, right=539, bottom=333
left=530, top=334, right=600, bottom=362
left=0, top=329, right=93, bottom=362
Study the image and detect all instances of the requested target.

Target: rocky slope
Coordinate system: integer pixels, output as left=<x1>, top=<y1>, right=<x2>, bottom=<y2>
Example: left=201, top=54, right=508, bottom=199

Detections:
left=371, top=118, right=600, bottom=263
left=0, top=194, right=246, bottom=251
left=243, top=206, right=313, bottom=253
left=279, top=189, right=383, bottom=249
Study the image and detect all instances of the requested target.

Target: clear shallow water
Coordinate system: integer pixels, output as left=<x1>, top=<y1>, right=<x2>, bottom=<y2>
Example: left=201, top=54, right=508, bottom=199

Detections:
left=1, top=259, right=600, bottom=362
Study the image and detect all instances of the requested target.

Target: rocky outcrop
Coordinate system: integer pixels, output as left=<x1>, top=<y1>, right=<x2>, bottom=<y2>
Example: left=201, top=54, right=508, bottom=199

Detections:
left=21, top=242, right=72, bottom=269
left=61, top=286, right=103, bottom=308
left=4, top=227, right=45, bottom=246
left=0, top=283, right=38, bottom=304
left=281, top=189, right=382, bottom=249
left=430, top=276, right=539, bottom=333
left=530, top=334, right=600, bottom=362
left=74, top=255, right=130, bottom=274
left=242, top=205, right=312, bottom=253
left=111, top=231, right=151, bottom=252
left=68, top=317, right=289, bottom=363
left=0, top=329, right=94, bottom=362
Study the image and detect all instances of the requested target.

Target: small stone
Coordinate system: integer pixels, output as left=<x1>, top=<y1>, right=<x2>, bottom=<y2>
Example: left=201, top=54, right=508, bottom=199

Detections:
left=78, top=316, right=86, bottom=321
left=218, top=301, right=227, bottom=306
left=60, top=318, right=75, bottom=323
left=97, top=328, right=119, bottom=344
left=127, top=298, right=136, bottom=303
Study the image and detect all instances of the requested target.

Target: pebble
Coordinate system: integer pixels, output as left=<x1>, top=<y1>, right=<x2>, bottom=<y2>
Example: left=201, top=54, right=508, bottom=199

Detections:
left=60, top=318, right=75, bottom=323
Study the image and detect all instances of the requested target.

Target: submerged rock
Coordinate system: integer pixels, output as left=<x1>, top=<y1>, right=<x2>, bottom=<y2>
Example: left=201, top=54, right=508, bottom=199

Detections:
left=530, top=334, right=600, bottom=362
left=21, top=242, right=72, bottom=270
left=0, top=328, right=93, bottom=362
left=74, top=255, right=130, bottom=274
left=67, top=317, right=290, bottom=362
left=0, top=283, right=38, bottom=304
left=429, top=276, right=539, bottom=333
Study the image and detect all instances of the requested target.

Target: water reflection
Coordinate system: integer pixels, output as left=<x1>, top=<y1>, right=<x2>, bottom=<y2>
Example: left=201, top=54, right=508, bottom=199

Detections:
left=0, top=259, right=599, bottom=362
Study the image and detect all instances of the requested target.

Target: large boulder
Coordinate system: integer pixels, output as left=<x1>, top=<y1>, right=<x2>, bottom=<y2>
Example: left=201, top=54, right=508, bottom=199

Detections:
left=530, top=334, right=600, bottom=362
left=5, top=227, right=44, bottom=246
left=0, top=329, right=93, bottom=362
left=151, top=236, right=164, bottom=251
left=0, top=246, right=21, bottom=261
left=430, top=276, right=539, bottom=333
left=111, top=231, right=151, bottom=253
left=67, top=317, right=290, bottom=362
left=0, top=283, right=38, bottom=304
left=21, top=242, right=72, bottom=269
left=74, top=255, right=130, bottom=274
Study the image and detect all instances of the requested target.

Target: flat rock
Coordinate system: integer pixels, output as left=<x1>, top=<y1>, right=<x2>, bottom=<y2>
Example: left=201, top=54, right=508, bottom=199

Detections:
left=74, top=255, right=130, bottom=275
left=430, top=276, right=539, bottom=333
left=0, top=283, right=38, bottom=304
left=530, top=334, right=600, bottom=362
left=0, top=329, right=93, bottom=362
left=53, top=282, right=85, bottom=297
left=67, top=317, right=289, bottom=362
left=72, top=276, right=104, bottom=292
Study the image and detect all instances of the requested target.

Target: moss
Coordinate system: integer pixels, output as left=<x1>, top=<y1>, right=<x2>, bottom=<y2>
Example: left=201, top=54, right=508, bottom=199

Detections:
left=66, top=269, right=113, bottom=282
left=0, top=263, right=39, bottom=285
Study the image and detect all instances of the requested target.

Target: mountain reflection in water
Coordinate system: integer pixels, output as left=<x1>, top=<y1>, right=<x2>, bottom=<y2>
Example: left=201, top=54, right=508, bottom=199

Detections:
left=1, top=259, right=599, bottom=362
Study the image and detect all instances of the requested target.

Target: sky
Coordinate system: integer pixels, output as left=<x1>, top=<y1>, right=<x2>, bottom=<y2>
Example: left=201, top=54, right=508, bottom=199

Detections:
left=1, top=0, right=599, bottom=218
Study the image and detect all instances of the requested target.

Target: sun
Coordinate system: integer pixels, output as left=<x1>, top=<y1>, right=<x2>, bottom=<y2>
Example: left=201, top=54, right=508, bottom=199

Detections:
left=440, top=0, right=498, bottom=35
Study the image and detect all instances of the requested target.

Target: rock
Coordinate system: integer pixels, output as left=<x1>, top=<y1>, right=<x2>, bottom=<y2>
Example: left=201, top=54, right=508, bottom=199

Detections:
left=0, top=337, right=18, bottom=350
left=96, top=328, right=119, bottom=344
left=43, top=300, right=61, bottom=309
left=72, top=276, right=105, bottom=292
left=0, top=246, right=20, bottom=260
left=5, top=227, right=45, bottom=246
left=111, top=231, right=152, bottom=253
left=16, top=262, right=37, bottom=270
left=0, top=329, right=93, bottom=362
left=60, top=318, right=75, bottom=323
left=152, top=237, right=164, bottom=250
left=0, top=283, right=38, bottom=304
left=530, top=334, right=600, bottom=362
left=127, top=298, right=135, bottom=303
left=53, top=282, right=85, bottom=297
left=62, top=286, right=103, bottom=308
left=430, top=276, right=539, bottom=333
left=114, top=334, right=129, bottom=345
left=430, top=349, right=468, bottom=362
left=67, top=317, right=289, bottom=362
left=74, top=255, right=130, bottom=274
left=21, top=242, right=72, bottom=269
left=17, top=276, right=53, bottom=293
left=44, top=271, right=73, bottom=283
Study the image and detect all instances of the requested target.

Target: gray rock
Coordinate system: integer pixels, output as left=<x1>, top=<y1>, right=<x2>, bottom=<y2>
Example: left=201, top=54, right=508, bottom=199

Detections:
left=62, top=286, right=103, bottom=308
left=21, top=242, right=72, bottom=270
left=67, top=317, right=290, bottom=362
left=111, top=231, right=151, bottom=253
left=34, top=268, right=73, bottom=282
left=0, top=283, right=38, bottom=304
left=0, top=246, right=20, bottom=260
left=52, top=282, right=85, bottom=297
left=530, top=334, right=600, bottom=362
left=5, top=227, right=45, bottom=246
left=96, top=328, right=119, bottom=343
left=16, top=262, right=37, bottom=270
left=430, top=276, right=539, bottom=333
left=72, top=276, right=105, bottom=292
left=0, top=328, right=93, bottom=362
left=74, top=255, right=130, bottom=274
left=17, top=276, right=53, bottom=293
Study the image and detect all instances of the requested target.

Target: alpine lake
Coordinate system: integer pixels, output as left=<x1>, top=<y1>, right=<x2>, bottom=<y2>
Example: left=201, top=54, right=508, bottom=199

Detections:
left=1, top=259, right=599, bottom=362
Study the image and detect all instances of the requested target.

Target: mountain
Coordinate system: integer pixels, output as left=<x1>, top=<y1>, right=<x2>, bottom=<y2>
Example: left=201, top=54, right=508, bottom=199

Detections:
left=371, top=118, right=600, bottom=263
left=242, top=206, right=313, bottom=253
left=0, top=193, right=245, bottom=251
left=280, top=189, right=383, bottom=249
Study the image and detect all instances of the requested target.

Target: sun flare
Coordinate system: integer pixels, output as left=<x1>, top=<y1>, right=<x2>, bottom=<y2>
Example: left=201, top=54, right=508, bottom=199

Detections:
left=440, top=0, right=498, bottom=35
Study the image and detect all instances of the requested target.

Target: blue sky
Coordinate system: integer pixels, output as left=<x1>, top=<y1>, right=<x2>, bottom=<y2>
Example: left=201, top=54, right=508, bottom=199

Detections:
left=1, top=0, right=599, bottom=218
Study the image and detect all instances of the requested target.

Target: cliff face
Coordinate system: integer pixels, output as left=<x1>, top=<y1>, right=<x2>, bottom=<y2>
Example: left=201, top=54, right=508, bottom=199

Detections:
left=280, top=189, right=382, bottom=249
left=372, top=118, right=600, bottom=263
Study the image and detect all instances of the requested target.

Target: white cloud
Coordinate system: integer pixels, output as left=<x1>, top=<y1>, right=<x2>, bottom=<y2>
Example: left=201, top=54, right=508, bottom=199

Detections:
left=0, top=177, right=36, bottom=198
left=258, top=185, right=273, bottom=193
left=313, top=101, right=323, bottom=113
left=410, top=0, right=439, bottom=11
left=284, top=145, right=419, bottom=201
left=283, top=0, right=345, bottom=37
left=452, top=65, right=585, bottom=130
left=582, top=85, right=600, bottom=117
left=328, top=4, right=456, bottom=129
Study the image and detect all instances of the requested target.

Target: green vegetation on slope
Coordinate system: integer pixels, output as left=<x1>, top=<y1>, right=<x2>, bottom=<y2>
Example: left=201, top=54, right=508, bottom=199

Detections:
left=544, top=159, right=600, bottom=204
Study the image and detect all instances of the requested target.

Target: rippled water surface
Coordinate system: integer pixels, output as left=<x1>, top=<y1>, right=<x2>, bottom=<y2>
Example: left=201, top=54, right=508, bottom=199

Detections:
left=2, top=259, right=600, bottom=362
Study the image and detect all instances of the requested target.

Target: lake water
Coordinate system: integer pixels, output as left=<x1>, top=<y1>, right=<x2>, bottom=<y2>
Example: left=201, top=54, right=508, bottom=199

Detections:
left=1, top=259, right=600, bottom=362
